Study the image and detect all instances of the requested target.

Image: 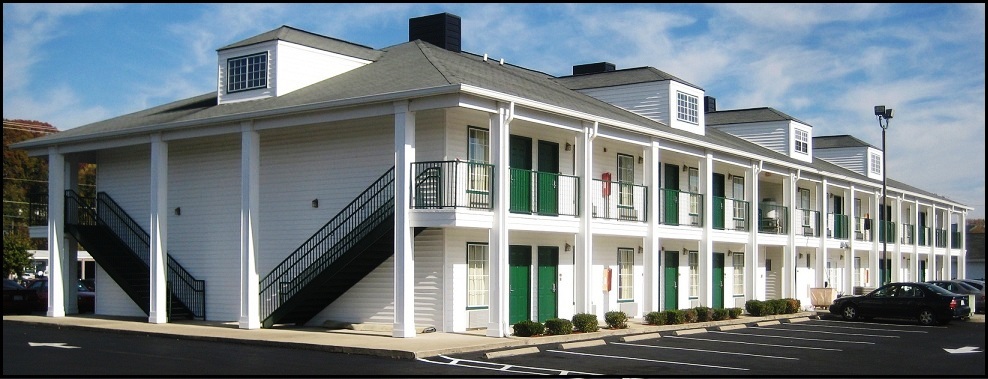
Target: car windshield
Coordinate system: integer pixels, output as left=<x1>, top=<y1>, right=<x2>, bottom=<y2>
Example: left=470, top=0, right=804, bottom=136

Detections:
left=925, top=284, right=958, bottom=296
left=961, top=280, right=984, bottom=290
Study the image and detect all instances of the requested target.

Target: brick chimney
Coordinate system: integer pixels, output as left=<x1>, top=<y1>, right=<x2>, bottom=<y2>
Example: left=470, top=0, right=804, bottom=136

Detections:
left=409, top=13, right=461, bottom=53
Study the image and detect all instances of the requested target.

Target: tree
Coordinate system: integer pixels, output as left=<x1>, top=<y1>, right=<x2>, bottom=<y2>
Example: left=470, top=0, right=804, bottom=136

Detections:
left=3, top=226, right=32, bottom=278
left=4, top=119, right=59, bottom=276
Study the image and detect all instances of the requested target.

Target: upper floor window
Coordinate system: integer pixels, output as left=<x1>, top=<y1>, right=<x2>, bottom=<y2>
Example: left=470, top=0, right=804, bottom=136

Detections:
left=227, top=52, right=268, bottom=93
left=794, top=129, right=809, bottom=154
left=617, top=154, right=634, bottom=207
left=468, top=127, right=490, bottom=192
left=870, top=152, right=882, bottom=175
left=677, top=92, right=698, bottom=124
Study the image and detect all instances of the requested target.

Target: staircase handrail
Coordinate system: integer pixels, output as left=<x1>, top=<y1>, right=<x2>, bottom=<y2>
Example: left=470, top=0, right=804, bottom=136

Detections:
left=259, top=167, right=395, bottom=321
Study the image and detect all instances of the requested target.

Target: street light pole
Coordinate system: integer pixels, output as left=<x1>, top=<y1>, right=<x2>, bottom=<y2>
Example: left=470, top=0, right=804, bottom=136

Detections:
left=875, top=105, right=893, bottom=285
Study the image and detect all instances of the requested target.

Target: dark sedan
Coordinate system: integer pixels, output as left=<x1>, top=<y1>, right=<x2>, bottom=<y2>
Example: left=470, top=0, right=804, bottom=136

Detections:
left=829, top=282, right=970, bottom=326
left=4, top=279, right=39, bottom=314
left=26, top=277, right=95, bottom=313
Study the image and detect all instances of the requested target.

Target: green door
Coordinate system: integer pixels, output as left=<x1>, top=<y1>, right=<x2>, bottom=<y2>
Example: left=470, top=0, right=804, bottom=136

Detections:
left=712, top=253, right=725, bottom=309
left=537, top=246, right=559, bottom=322
left=919, top=260, right=926, bottom=282
left=712, top=173, right=725, bottom=230
left=664, top=251, right=679, bottom=310
left=918, top=212, right=928, bottom=245
left=536, top=140, right=559, bottom=216
left=663, top=164, right=680, bottom=225
left=509, top=245, right=532, bottom=324
left=833, top=195, right=846, bottom=238
left=509, top=135, right=533, bottom=213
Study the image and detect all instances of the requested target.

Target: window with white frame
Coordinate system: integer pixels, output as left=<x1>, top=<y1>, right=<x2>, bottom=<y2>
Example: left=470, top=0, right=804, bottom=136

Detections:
left=688, top=167, right=700, bottom=225
left=733, top=252, right=745, bottom=295
left=732, top=176, right=746, bottom=223
left=227, top=52, right=268, bottom=93
left=794, top=129, right=809, bottom=154
left=467, top=243, right=489, bottom=308
left=618, top=248, right=634, bottom=301
left=688, top=251, right=699, bottom=298
left=617, top=154, right=634, bottom=207
left=677, top=92, right=698, bottom=124
left=870, top=152, right=882, bottom=175
left=799, top=187, right=811, bottom=226
left=468, top=127, right=490, bottom=192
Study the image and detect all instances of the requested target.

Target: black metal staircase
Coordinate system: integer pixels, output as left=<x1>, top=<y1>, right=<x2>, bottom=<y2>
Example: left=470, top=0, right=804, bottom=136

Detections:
left=64, top=190, right=205, bottom=320
left=259, top=167, right=422, bottom=328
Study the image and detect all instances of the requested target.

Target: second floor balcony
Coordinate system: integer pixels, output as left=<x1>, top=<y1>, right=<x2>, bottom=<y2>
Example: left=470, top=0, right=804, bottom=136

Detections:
left=901, top=223, right=914, bottom=245
left=591, top=179, right=647, bottom=222
left=712, top=196, right=749, bottom=232
left=757, top=202, right=788, bottom=235
left=660, top=189, right=703, bottom=227
left=796, top=209, right=821, bottom=237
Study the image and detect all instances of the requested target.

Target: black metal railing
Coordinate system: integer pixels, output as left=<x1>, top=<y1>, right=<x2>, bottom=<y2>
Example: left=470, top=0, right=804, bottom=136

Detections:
left=900, top=223, right=915, bottom=245
left=28, top=192, right=48, bottom=226
left=918, top=226, right=931, bottom=246
left=411, top=161, right=494, bottom=210
left=935, top=228, right=948, bottom=248
left=796, top=209, right=821, bottom=237
left=951, top=231, right=962, bottom=249
left=712, top=196, right=749, bottom=232
left=878, top=220, right=896, bottom=243
left=508, top=168, right=580, bottom=216
left=65, top=190, right=206, bottom=319
left=660, top=189, right=703, bottom=227
left=853, top=217, right=873, bottom=242
left=828, top=213, right=850, bottom=239
left=259, top=167, right=395, bottom=322
left=591, top=179, right=647, bottom=222
left=757, top=203, right=788, bottom=234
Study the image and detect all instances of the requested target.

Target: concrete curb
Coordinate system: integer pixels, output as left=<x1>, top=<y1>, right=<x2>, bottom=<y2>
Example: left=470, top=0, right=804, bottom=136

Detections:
left=484, top=347, right=540, bottom=359
left=558, top=339, right=606, bottom=350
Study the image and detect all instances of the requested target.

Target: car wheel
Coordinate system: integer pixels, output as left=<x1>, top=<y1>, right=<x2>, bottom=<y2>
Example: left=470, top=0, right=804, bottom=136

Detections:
left=841, top=304, right=858, bottom=321
left=917, top=308, right=937, bottom=326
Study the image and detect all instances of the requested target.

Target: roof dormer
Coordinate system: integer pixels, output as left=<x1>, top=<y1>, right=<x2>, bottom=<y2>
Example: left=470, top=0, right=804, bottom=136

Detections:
left=813, top=135, right=884, bottom=180
left=216, top=26, right=381, bottom=105
left=705, top=107, right=814, bottom=163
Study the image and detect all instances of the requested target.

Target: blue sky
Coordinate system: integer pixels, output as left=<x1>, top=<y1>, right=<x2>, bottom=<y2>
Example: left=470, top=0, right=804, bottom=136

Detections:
left=3, top=3, right=985, bottom=218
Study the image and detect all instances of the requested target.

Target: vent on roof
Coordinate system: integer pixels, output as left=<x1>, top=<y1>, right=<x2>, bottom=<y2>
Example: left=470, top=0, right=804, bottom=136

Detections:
left=409, top=12, right=461, bottom=53
left=573, top=62, right=616, bottom=76
left=704, top=96, right=717, bottom=113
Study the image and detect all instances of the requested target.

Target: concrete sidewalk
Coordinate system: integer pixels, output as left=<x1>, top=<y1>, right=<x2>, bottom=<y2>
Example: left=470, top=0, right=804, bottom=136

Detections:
left=3, top=311, right=832, bottom=359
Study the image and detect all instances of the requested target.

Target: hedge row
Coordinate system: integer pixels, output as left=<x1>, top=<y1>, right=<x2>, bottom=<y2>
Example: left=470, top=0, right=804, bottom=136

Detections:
left=643, top=306, right=743, bottom=326
left=512, top=311, right=632, bottom=337
left=744, top=298, right=801, bottom=316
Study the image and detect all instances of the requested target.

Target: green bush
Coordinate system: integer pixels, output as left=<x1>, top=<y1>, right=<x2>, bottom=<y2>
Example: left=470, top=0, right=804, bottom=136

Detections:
left=604, top=311, right=629, bottom=329
left=712, top=308, right=729, bottom=321
left=745, top=300, right=766, bottom=316
left=785, top=298, right=801, bottom=313
left=572, top=313, right=600, bottom=333
left=769, top=299, right=789, bottom=315
left=644, top=311, right=666, bottom=325
left=666, top=309, right=686, bottom=324
left=728, top=307, right=743, bottom=319
left=512, top=320, right=544, bottom=337
left=694, top=306, right=713, bottom=322
left=544, top=318, right=573, bottom=335
left=683, top=308, right=698, bottom=323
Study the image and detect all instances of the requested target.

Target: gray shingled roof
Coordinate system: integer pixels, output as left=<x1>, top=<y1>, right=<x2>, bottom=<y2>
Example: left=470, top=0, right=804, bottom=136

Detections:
left=705, top=107, right=811, bottom=128
left=218, top=25, right=382, bottom=61
left=813, top=134, right=874, bottom=149
left=555, top=66, right=703, bottom=91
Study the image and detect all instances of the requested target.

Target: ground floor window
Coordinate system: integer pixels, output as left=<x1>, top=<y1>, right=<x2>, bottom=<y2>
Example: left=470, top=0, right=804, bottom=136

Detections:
left=618, top=248, right=634, bottom=301
left=688, top=251, right=699, bottom=298
left=732, top=252, right=745, bottom=295
left=467, top=243, right=488, bottom=308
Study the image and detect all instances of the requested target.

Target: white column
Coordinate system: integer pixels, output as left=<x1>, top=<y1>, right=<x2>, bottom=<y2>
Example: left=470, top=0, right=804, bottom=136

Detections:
left=487, top=103, right=512, bottom=337
left=575, top=121, right=594, bottom=314
left=869, top=190, right=880, bottom=287
left=816, top=180, right=828, bottom=287
left=47, top=148, right=66, bottom=317
left=958, top=212, right=966, bottom=279
left=64, top=160, right=79, bottom=314
left=148, top=134, right=169, bottom=323
left=701, top=152, right=713, bottom=305
left=393, top=101, right=416, bottom=338
left=748, top=163, right=760, bottom=300
left=643, top=139, right=660, bottom=312
left=239, top=122, right=260, bottom=329
left=782, top=170, right=795, bottom=298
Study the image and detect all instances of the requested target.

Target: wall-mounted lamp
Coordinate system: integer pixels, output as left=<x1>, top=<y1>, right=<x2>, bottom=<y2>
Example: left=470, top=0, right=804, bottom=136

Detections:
left=839, top=254, right=844, bottom=260
left=312, top=199, right=319, bottom=208
left=565, top=142, right=572, bottom=151
left=638, top=156, right=644, bottom=164
left=638, top=246, right=644, bottom=254
left=727, top=250, right=733, bottom=256
left=603, top=147, right=608, bottom=152
left=174, top=207, right=181, bottom=216
left=682, top=248, right=688, bottom=255
left=682, top=165, right=688, bottom=172
left=727, top=174, right=733, bottom=180
left=828, top=193, right=834, bottom=199
left=798, top=253, right=804, bottom=259
left=564, top=243, right=571, bottom=252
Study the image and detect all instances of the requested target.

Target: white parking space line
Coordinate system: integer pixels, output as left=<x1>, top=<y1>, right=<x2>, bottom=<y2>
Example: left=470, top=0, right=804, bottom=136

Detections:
left=418, top=355, right=601, bottom=376
left=710, top=331, right=875, bottom=344
left=750, top=326, right=900, bottom=338
left=784, top=322, right=929, bottom=333
left=610, top=342, right=798, bottom=360
left=546, top=349, right=749, bottom=371
left=811, top=319, right=946, bottom=329
left=666, top=335, right=842, bottom=351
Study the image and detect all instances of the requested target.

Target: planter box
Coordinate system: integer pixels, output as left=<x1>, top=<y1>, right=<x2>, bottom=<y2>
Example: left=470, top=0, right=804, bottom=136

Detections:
left=809, top=287, right=838, bottom=307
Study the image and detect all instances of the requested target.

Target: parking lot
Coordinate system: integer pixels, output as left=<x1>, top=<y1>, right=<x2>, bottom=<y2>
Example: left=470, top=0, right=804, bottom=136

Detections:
left=423, top=316, right=985, bottom=376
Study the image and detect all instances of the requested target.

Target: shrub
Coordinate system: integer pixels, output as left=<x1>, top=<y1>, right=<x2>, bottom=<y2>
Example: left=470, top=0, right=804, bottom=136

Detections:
left=544, top=318, right=573, bottom=335
left=604, top=311, right=629, bottom=329
left=728, top=307, right=743, bottom=319
left=666, top=309, right=686, bottom=324
left=712, top=308, right=729, bottom=321
left=694, top=306, right=713, bottom=322
left=683, top=308, right=698, bottom=323
left=512, top=320, right=544, bottom=337
left=768, top=299, right=788, bottom=315
left=785, top=298, right=801, bottom=314
left=644, top=311, right=666, bottom=325
left=745, top=300, right=766, bottom=316
left=572, top=313, right=600, bottom=333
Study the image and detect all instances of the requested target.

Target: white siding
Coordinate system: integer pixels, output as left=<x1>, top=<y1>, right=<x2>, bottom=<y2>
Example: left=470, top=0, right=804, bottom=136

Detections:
left=257, top=118, right=394, bottom=276
left=816, top=147, right=868, bottom=176
left=716, top=121, right=789, bottom=156
left=95, top=265, right=145, bottom=317
left=414, top=109, right=447, bottom=162
left=577, top=81, right=671, bottom=125
left=274, top=40, right=372, bottom=97
left=167, top=135, right=241, bottom=321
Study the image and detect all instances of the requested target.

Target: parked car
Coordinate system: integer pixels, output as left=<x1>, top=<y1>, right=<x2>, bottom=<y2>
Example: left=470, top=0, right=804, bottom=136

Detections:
left=956, top=279, right=985, bottom=314
left=3, top=279, right=39, bottom=314
left=829, top=282, right=970, bottom=326
left=926, top=280, right=978, bottom=320
left=25, top=277, right=95, bottom=313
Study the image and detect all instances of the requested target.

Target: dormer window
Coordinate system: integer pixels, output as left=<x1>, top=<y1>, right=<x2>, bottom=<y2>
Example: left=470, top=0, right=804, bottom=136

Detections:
left=794, top=129, right=808, bottom=154
left=871, top=152, right=882, bottom=174
left=677, top=91, right=698, bottom=124
left=227, top=52, right=268, bottom=93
